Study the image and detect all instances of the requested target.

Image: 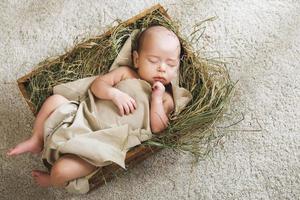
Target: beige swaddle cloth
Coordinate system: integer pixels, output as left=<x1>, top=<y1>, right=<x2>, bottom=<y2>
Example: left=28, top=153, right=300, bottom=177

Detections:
left=42, top=30, right=192, bottom=194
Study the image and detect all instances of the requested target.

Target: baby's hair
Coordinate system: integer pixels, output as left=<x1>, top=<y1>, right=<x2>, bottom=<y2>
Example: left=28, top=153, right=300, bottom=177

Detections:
left=133, top=24, right=159, bottom=53
left=133, top=25, right=184, bottom=59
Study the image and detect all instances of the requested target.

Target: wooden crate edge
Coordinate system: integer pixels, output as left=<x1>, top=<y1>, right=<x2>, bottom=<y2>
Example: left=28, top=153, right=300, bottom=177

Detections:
left=17, top=78, right=36, bottom=114
left=88, top=145, right=161, bottom=191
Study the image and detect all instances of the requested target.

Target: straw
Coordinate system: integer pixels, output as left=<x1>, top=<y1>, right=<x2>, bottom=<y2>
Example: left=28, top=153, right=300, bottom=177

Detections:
left=24, top=9, right=235, bottom=159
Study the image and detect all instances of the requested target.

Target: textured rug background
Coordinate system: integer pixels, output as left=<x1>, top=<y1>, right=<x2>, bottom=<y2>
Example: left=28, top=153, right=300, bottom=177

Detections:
left=1, top=0, right=299, bottom=199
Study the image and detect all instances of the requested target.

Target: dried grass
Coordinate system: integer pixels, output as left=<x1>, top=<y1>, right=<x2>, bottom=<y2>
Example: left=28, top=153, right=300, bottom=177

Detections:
left=24, top=9, right=235, bottom=159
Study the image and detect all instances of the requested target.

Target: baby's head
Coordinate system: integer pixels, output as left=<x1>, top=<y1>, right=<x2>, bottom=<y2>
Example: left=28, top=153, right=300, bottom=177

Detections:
left=133, top=25, right=181, bottom=85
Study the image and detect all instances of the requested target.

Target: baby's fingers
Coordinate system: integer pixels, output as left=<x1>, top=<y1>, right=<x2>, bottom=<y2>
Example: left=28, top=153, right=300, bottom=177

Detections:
left=127, top=101, right=136, bottom=114
left=117, top=104, right=124, bottom=116
left=130, top=98, right=137, bottom=110
left=123, top=103, right=130, bottom=115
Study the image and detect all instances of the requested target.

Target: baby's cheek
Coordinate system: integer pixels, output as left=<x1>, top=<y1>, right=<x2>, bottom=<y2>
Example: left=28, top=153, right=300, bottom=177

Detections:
left=169, top=70, right=178, bottom=79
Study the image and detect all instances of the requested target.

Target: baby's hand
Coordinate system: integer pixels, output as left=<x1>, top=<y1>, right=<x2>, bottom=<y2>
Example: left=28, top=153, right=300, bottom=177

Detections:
left=152, top=81, right=165, bottom=99
left=111, top=90, right=137, bottom=116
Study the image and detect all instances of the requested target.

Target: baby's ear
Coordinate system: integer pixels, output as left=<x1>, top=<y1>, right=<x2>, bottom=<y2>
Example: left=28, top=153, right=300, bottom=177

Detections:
left=132, top=50, right=139, bottom=69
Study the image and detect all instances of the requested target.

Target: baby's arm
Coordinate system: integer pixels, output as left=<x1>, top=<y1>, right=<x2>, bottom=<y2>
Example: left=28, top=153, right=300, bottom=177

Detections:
left=90, top=66, right=138, bottom=116
left=150, top=82, right=175, bottom=134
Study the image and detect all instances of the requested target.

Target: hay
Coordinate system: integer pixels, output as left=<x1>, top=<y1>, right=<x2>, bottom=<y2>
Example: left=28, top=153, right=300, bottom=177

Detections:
left=24, top=9, right=235, bottom=159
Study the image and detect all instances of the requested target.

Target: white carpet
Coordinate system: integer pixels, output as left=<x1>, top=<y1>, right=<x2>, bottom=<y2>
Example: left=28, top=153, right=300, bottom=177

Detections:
left=1, top=0, right=299, bottom=199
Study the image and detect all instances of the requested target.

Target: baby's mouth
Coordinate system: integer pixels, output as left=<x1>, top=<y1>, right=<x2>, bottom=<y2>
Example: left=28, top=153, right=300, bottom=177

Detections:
left=153, top=77, right=166, bottom=83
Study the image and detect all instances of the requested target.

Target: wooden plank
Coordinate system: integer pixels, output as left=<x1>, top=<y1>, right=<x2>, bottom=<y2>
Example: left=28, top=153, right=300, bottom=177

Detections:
left=89, top=146, right=161, bottom=191
left=17, top=80, right=36, bottom=113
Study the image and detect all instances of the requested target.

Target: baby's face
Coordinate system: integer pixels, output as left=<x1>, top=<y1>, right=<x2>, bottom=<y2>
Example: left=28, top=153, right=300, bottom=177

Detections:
left=133, top=27, right=181, bottom=85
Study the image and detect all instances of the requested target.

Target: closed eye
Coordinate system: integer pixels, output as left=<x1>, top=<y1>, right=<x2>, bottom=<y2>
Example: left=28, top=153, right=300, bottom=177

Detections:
left=148, top=58, right=159, bottom=63
left=167, top=62, right=179, bottom=67
left=166, top=59, right=179, bottom=67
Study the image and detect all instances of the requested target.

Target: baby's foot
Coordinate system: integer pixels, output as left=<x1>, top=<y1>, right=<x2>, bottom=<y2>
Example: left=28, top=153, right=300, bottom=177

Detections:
left=32, top=170, right=51, bottom=187
left=7, top=137, right=43, bottom=156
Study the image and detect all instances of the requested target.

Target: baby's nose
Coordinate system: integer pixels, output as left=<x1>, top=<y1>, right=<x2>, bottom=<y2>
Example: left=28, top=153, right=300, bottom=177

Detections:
left=158, top=63, right=167, bottom=71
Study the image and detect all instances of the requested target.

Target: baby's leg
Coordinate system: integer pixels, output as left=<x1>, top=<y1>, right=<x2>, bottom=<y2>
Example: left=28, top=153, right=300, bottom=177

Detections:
left=7, top=94, right=69, bottom=156
left=32, top=154, right=97, bottom=188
